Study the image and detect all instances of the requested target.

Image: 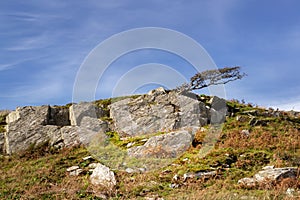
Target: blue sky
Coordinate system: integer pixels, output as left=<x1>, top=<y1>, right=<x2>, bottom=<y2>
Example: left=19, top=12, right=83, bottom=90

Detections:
left=1, top=0, right=300, bottom=111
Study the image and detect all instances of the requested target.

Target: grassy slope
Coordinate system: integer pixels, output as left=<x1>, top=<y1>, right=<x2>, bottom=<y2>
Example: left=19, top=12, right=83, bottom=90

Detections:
left=0, top=98, right=300, bottom=199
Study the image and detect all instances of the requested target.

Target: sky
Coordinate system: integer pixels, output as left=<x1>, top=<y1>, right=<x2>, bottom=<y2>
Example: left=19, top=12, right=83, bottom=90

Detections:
left=1, top=0, right=300, bottom=111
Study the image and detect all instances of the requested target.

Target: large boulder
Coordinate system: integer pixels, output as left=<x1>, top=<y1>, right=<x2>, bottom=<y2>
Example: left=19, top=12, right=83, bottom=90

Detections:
left=5, top=106, right=51, bottom=154
left=4, top=104, right=109, bottom=155
left=6, top=106, right=49, bottom=128
left=127, top=130, right=193, bottom=159
left=110, top=89, right=208, bottom=136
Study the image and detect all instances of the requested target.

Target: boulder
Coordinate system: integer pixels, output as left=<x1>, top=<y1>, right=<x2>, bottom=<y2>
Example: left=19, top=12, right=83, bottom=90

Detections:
left=5, top=109, right=20, bottom=124
left=110, top=89, right=208, bottom=136
left=3, top=103, right=109, bottom=154
left=208, top=96, right=227, bottom=124
left=238, top=166, right=298, bottom=187
left=4, top=106, right=61, bottom=154
left=90, top=163, right=116, bottom=189
left=6, top=106, right=49, bottom=128
left=241, top=129, right=250, bottom=137
left=147, top=87, right=166, bottom=95
left=6, top=125, right=63, bottom=154
left=177, top=91, right=208, bottom=127
left=184, top=171, right=217, bottom=181
left=254, top=167, right=297, bottom=182
left=69, top=102, right=106, bottom=126
left=127, top=130, right=192, bottom=159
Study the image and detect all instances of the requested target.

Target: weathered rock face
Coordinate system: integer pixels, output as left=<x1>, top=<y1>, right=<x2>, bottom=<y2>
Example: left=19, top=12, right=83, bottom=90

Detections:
left=110, top=89, right=209, bottom=136
left=127, top=130, right=193, bottom=159
left=5, top=106, right=52, bottom=154
left=3, top=103, right=109, bottom=154
left=49, top=107, right=70, bottom=126
left=69, top=102, right=106, bottom=126
left=6, top=106, right=49, bottom=127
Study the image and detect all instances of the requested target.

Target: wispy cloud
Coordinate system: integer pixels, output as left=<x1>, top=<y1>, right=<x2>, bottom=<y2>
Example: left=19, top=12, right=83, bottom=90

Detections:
left=0, top=56, right=46, bottom=71
left=5, top=34, right=51, bottom=51
left=1, top=12, right=42, bottom=22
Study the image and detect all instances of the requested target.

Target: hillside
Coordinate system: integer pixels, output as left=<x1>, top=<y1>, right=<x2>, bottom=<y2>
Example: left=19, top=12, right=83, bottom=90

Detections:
left=0, top=90, right=300, bottom=199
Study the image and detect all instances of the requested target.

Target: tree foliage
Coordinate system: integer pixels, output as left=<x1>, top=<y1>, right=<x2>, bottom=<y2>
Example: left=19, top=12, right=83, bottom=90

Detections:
left=177, top=66, right=246, bottom=92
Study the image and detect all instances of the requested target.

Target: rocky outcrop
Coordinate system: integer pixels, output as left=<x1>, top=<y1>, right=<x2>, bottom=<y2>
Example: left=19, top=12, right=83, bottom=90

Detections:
left=2, top=103, right=109, bottom=155
left=110, top=88, right=209, bottom=137
left=238, top=166, right=298, bottom=187
left=1, top=88, right=227, bottom=156
left=127, top=130, right=193, bottom=159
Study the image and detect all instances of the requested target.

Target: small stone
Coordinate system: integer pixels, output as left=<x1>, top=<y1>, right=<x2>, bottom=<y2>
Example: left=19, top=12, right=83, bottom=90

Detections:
left=82, top=156, right=93, bottom=161
left=88, top=163, right=99, bottom=169
left=172, top=174, right=179, bottom=181
left=126, top=142, right=135, bottom=148
left=194, top=171, right=216, bottom=179
left=93, top=192, right=108, bottom=199
left=286, top=188, right=295, bottom=196
left=66, top=166, right=79, bottom=172
left=182, top=158, right=189, bottom=162
left=241, top=129, right=250, bottom=137
left=238, top=177, right=256, bottom=187
left=138, top=168, right=146, bottom=173
left=262, top=165, right=274, bottom=170
left=125, top=168, right=135, bottom=173
left=183, top=173, right=194, bottom=181
left=70, top=169, right=83, bottom=176
left=169, top=183, right=179, bottom=188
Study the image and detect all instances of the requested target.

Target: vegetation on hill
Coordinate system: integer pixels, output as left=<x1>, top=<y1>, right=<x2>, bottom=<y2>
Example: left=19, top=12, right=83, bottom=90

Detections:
left=0, top=96, right=300, bottom=199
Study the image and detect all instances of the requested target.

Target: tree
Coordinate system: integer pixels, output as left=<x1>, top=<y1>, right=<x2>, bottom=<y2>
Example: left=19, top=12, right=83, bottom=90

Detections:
left=177, top=66, right=246, bottom=92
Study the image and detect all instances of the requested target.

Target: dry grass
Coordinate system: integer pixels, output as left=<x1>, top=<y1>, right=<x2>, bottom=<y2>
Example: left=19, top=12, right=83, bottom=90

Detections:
left=1, top=99, right=300, bottom=199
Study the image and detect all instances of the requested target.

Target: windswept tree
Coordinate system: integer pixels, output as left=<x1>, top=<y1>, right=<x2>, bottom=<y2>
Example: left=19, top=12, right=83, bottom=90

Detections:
left=177, top=66, right=246, bottom=92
